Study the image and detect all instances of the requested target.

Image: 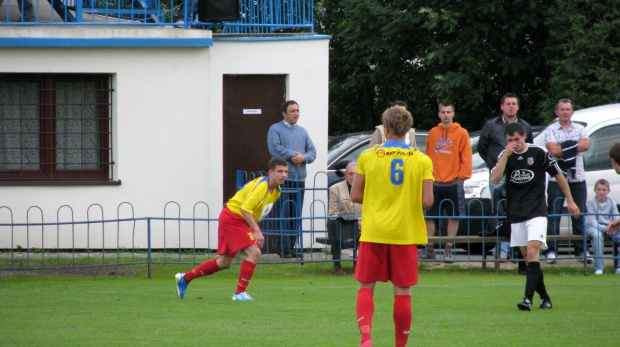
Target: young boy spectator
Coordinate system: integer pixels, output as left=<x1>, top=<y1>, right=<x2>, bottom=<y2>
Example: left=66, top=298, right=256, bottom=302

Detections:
left=490, top=122, right=579, bottom=311
left=586, top=179, right=620, bottom=275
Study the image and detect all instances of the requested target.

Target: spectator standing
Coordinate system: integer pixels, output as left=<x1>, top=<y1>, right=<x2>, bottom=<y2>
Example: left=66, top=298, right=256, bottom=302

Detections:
left=586, top=179, right=620, bottom=274
left=544, top=99, right=590, bottom=263
left=422, top=102, right=472, bottom=261
left=327, top=162, right=363, bottom=275
left=478, top=93, right=534, bottom=262
left=267, top=100, right=317, bottom=258
left=368, top=100, right=417, bottom=148
left=351, top=106, right=434, bottom=347
left=490, top=122, right=579, bottom=311
left=174, top=158, right=288, bottom=300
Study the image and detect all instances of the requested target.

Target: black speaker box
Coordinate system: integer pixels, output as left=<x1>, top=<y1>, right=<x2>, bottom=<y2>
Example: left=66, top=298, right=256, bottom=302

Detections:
left=198, top=0, right=240, bottom=22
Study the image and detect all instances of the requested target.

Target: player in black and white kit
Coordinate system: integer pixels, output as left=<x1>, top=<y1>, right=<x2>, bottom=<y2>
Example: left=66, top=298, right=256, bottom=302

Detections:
left=491, top=123, right=580, bottom=311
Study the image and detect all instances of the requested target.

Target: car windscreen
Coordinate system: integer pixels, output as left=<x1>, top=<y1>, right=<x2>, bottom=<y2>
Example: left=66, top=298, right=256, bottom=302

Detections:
left=328, top=135, right=369, bottom=163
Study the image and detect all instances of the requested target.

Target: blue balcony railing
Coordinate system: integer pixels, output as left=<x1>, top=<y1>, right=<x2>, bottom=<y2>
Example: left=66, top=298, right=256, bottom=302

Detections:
left=0, top=0, right=314, bottom=32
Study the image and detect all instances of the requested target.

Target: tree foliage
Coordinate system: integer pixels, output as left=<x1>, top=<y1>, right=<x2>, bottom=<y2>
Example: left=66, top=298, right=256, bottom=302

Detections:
left=316, top=0, right=620, bottom=134
left=541, top=0, right=620, bottom=121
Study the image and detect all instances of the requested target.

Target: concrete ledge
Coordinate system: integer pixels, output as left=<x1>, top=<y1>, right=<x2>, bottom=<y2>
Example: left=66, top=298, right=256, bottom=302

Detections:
left=0, top=27, right=213, bottom=47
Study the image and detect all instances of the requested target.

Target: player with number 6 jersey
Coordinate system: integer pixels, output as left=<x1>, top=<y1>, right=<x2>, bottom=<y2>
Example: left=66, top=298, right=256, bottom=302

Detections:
left=356, top=143, right=434, bottom=245
left=351, top=106, right=434, bottom=347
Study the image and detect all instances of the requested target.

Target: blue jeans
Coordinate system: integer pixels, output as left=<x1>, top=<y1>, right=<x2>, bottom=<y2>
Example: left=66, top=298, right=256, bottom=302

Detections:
left=276, top=180, right=304, bottom=254
left=546, top=181, right=587, bottom=255
left=586, top=226, right=620, bottom=271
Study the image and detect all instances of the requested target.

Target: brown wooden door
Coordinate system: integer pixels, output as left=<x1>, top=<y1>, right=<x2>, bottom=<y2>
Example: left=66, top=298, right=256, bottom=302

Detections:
left=222, top=74, right=286, bottom=203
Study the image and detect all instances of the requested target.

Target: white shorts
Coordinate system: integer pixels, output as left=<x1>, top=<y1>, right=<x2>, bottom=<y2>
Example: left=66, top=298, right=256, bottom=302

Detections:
left=510, top=216, right=548, bottom=250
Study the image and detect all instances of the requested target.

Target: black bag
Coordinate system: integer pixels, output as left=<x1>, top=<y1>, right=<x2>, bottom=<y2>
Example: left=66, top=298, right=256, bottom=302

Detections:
left=327, top=214, right=359, bottom=249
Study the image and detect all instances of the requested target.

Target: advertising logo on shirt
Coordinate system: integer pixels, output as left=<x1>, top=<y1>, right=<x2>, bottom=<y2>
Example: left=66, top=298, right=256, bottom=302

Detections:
left=510, top=169, right=534, bottom=184
left=434, top=138, right=453, bottom=154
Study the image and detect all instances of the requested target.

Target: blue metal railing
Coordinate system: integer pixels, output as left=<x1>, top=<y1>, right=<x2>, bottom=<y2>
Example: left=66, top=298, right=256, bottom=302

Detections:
left=2, top=200, right=619, bottom=276
left=0, top=0, right=314, bottom=31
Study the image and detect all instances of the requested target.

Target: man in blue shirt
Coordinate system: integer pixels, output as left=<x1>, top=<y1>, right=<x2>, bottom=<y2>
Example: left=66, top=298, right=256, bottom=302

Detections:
left=267, top=100, right=317, bottom=257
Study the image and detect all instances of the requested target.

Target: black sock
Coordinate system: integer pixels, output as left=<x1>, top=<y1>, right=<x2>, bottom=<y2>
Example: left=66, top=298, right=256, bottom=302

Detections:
left=536, top=269, right=550, bottom=301
left=525, top=262, right=541, bottom=301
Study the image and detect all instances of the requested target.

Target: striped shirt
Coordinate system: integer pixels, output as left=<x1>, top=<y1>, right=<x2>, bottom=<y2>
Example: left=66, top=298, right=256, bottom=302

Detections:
left=544, top=121, right=588, bottom=182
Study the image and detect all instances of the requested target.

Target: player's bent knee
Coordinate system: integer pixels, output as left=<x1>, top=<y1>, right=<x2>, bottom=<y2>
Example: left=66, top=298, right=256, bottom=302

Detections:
left=245, top=245, right=262, bottom=261
left=217, top=256, right=233, bottom=269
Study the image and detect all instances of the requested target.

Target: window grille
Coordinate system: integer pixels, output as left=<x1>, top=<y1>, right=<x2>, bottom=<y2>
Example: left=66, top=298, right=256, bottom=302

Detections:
left=0, top=74, right=113, bottom=182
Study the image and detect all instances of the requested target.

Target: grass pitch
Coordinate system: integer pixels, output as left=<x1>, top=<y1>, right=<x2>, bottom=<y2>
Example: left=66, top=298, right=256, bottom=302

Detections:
left=1, top=262, right=618, bottom=346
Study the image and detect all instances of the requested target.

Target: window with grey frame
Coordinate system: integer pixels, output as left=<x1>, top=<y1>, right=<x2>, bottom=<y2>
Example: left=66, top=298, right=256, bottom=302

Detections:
left=584, top=124, right=620, bottom=172
left=0, top=74, right=113, bottom=182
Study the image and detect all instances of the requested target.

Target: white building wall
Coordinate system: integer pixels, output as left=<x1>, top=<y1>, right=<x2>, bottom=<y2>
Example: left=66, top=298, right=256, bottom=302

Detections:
left=0, top=33, right=330, bottom=250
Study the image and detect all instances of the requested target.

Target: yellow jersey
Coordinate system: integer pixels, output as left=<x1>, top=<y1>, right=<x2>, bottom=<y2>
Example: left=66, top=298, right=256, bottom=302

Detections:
left=357, top=140, right=433, bottom=244
left=226, top=176, right=281, bottom=222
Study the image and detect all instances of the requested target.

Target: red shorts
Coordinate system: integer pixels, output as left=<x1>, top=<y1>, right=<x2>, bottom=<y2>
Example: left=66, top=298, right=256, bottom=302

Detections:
left=217, top=207, right=256, bottom=256
left=354, top=242, right=419, bottom=287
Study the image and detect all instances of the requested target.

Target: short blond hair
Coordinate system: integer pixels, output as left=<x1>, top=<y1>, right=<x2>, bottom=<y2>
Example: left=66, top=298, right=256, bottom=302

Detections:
left=382, top=106, right=413, bottom=137
left=594, top=179, right=610, bottom=190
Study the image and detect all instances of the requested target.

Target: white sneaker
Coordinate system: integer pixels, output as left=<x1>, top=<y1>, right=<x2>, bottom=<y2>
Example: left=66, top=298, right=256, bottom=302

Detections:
left=594, top=269, right=603, bottom=275
left=232, top=292, right=254, bottom=301
left=545, top=252, right=556, bottom=264
left=615, top=268, right=620, bottom=275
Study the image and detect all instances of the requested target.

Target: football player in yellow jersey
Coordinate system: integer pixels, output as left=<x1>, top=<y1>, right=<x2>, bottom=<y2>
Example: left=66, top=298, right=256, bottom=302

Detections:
left=351, top=106, right=434, bottom=347
left=175, top=157, right=288, bottom=301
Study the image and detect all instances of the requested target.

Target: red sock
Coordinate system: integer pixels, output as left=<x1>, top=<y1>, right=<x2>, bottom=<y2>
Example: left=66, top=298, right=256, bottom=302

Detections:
left=357, top=288, right=374, bottom=343
left=393, top=295, right=412, bottom=347
left=184, top=259, right=219, bottom=283
left=235, top=259, right=257, bottom=295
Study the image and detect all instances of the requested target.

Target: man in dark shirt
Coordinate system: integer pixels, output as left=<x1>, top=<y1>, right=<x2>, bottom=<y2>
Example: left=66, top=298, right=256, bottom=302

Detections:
left=477, top=93, right=534, bottom=261
left=490, top=123, right=579, bottom=311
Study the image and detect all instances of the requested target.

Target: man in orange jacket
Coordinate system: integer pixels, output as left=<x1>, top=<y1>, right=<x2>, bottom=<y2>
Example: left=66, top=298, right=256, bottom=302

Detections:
left=422, top=102, right=472, bottom=261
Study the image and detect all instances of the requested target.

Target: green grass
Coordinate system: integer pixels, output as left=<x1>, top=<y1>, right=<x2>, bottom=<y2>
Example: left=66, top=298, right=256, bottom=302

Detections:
left=1, top=263, right=619, bottom=346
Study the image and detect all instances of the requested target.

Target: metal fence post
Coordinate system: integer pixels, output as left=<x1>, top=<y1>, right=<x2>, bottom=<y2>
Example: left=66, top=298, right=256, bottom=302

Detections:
left=147, top=217, right=152, bottom=279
